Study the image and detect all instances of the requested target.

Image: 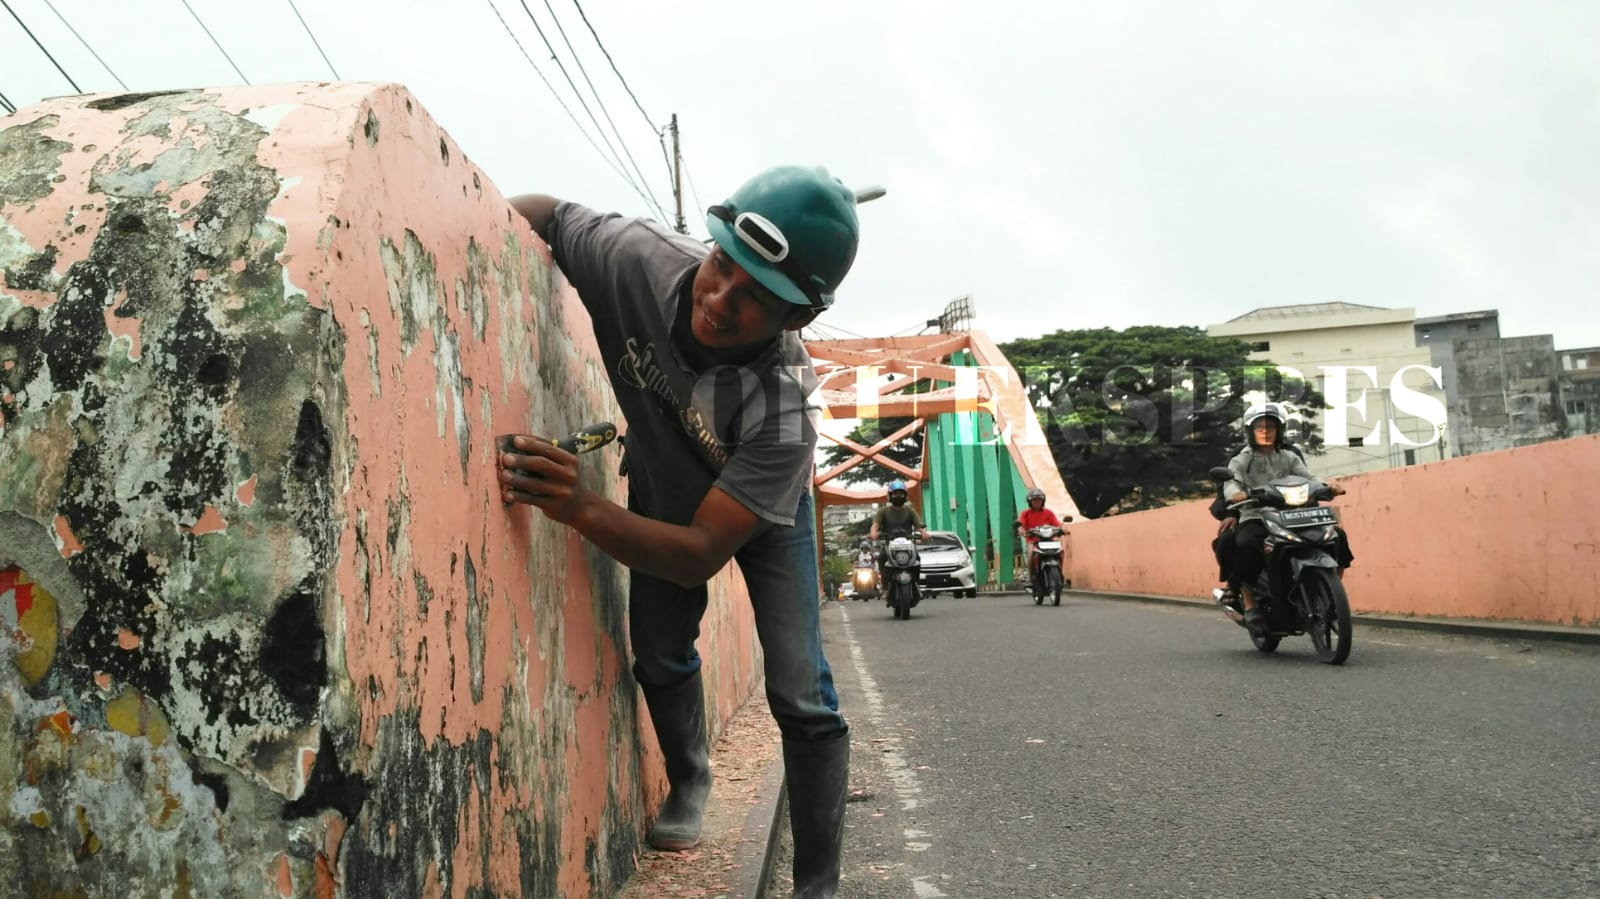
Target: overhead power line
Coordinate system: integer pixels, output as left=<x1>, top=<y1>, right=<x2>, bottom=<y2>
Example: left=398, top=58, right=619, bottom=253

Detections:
left=42, top=0, right=127, bottom=90
left=179, top=0, right=250, bottom=85
left=0, top=88, right=16, bottom=114
left=568, top=0, right=677, bottom=191
left=537, top=0, right=665, bottom=219
left=679, top=151, right=707, bottom=219
left=568, top=0, right=656, bottom=132
left=2, top=0, right=81, bottom=92
left=514, top=0, right=667, bottom=220
left=484, top=0, right=656, bottom=212
left=285, top=0, right=340, bottom=80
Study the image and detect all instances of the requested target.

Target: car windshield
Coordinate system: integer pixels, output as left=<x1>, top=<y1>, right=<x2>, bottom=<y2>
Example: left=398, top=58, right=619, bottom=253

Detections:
left=923, top=534, right=963, bottom=550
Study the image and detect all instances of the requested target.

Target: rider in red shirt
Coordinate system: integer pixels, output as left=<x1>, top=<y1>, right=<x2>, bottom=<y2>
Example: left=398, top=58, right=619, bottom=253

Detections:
left=1014, top=487, right=1065, bottom=583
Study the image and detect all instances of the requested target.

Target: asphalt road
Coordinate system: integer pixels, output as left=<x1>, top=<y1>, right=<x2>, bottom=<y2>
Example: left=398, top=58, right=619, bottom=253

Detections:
left=780, top=591, right=1600, bottom=899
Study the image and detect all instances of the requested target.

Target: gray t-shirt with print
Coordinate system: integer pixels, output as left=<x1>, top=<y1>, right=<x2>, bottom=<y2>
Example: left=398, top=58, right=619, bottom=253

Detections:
left=546, top=202, right=819, bottom=528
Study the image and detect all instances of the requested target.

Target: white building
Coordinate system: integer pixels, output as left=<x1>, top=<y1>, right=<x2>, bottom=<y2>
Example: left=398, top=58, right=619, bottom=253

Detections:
left=1208, top=302, right=1451, bottom=477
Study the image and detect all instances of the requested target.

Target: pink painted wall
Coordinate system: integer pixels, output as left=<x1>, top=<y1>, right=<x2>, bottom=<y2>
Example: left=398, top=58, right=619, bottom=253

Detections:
left=1067, top=434, right=1600, bottom=627
left=1, top=83, right=762, bottom=897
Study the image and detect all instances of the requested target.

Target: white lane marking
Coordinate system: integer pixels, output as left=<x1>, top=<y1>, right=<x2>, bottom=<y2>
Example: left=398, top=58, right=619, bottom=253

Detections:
left=839, top=606, right=948, bottom=897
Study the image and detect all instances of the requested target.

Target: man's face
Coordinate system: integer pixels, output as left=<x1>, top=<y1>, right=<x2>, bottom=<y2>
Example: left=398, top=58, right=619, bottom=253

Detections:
left=689, top=248, right=808, bottom=349
left=889, top=491, right=907, bottom=506
left=1029, top=497, right=1045, bottom=510
left=1253, top=419, right=1280, bottom=444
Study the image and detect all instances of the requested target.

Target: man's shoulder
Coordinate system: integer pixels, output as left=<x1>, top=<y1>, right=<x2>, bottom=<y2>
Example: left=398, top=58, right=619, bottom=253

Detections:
left=556, top=202, right=707, bottom=269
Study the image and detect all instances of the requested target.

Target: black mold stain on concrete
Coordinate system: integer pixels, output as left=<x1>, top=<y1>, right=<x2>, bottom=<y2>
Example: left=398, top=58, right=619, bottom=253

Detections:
left=1, top=306, right=44, bottom=425
left=3, top=244, right=58, bottom=290
left=38, top=257, right=112, bottom=392
left=259, top=589, right=327, bottom=713
left=439, top=137, right=450, bottom=166
left=85, top=90, right=194, bottom=111
left=0, top=117, right=74, bottom=205
left=364, top=110, right=380, bottom=146
left=463, top=548, right=484, bottom=704
left=292, top=400, right=331, bottom=478
left=3, top=95, right=341, bottom=777
left=282, top=730, right=367, bottom=822
left=413, top=570, right=433, bottom=618
left=190, top=765, right=232, bottom=813
left=342, top=712, right=500, bottom=898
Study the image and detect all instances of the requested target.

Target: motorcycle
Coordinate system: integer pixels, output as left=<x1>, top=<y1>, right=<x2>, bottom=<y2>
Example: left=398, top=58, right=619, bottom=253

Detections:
left=880, top=534, right=922, bottom=620
left=849, top=560, right=880, bottom=601
left=1208, top=467, right=1353, bottom=665
left=1026, top=525, right=1065, bottom=606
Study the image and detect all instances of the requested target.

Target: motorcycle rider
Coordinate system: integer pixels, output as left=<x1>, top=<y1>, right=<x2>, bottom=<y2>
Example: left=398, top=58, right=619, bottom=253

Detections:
left=854, top=540, right=877, bottom=569
left=1013, top=487, right=1066, bottom=588
left=1222, top=403, right=1346, bottom=630
left=1211, top=437, right=1305, bottom=611
left=869, top=480, right=927, bottom=549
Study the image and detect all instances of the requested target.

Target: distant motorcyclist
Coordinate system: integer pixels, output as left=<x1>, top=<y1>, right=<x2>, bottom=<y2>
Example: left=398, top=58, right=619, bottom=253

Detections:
left=854, top=540, right=877, bottom=568
left=1222, top=403, right=1349, bottom=630
left=1013, top=487, right=1068, bottom=586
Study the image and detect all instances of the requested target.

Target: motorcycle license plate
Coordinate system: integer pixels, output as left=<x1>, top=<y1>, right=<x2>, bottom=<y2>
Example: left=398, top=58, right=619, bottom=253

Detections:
left=1279, top=507, right=1337, bottom=528
left=1036, top=541, right=1062, bottom=552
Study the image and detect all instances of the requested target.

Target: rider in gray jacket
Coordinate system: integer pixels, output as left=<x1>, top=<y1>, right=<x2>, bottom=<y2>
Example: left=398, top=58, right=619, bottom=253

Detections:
left=1220, top=403, right=1345, bottom=629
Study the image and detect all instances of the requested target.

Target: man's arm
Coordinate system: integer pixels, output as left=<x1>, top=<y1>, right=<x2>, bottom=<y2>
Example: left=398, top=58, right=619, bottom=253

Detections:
left=509, top=194, right=561, bottom=242
left=498, top=437, right=763, bottom=587
left=1224, top=456, right=1249, bottom=504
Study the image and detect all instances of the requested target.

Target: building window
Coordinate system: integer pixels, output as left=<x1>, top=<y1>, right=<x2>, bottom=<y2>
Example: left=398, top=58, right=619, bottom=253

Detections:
left=1467, top=323, right=1480, bottom=332
left=1569, top=399, right=1589, bottom=415
left=1580, top=358, right=1591, bottom=370
left=1420, top=329, right=1432, bottom=340
left=1404, top=449, right=1416, bottom=466
left=1566, top=356, right=1575, bottom=371
left=1348, top=437, right=1364, bottom=448
left=1250, top=341, right=1271, bottom=352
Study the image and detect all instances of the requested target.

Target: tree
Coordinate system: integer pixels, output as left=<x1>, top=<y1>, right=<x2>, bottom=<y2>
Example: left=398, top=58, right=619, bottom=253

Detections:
left=1000, top=326, right=1324, bottom=519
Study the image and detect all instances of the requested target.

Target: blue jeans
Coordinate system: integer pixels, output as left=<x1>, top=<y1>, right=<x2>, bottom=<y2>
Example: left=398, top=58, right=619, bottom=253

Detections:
left=629, top=491, right=847, bottom=744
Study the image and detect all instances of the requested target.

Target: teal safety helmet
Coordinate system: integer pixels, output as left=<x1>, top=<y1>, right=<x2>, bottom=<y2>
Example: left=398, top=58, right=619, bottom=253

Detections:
left=706, top=166, right=860, bottom=312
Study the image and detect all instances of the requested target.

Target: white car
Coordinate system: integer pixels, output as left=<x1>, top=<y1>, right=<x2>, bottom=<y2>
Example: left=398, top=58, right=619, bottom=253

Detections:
left=917, top=531, right=978, bottom=598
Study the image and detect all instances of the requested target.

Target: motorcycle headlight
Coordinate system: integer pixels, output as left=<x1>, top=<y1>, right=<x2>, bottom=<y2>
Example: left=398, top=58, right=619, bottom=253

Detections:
left=891, top=550, right=913, bottom=565
left=1279, top=484, right=1310, bottom=506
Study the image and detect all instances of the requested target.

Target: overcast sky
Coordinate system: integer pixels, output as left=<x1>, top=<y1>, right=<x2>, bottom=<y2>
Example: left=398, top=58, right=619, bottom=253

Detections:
left=4, top=0, right=1598, bottom=348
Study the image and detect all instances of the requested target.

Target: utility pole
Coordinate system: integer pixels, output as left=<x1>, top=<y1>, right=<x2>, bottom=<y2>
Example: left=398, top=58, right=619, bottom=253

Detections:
left=669, top=114, right=687, bottom=234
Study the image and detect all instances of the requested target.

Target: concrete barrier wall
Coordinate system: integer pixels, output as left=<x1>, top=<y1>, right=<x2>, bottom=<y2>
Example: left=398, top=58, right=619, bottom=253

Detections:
left=1067, top=434, right=1600, bottom=627
left=1, top=83, right=762, bottom=897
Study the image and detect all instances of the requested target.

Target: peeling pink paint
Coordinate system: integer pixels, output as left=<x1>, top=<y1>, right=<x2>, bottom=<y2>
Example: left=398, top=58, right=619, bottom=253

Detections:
left=52, top=514, right=84, bottom=557
left=236, top=475, right=258, bottom=506
left=116, top=628, right=141, bottom=650
left=186, top=506, right=227, bottom=535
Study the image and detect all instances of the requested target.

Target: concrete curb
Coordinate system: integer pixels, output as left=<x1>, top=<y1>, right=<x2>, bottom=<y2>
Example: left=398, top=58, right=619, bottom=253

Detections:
left=729, top=759, right=786, bottom=899
left=1068, top=588, right=1600, bottom=647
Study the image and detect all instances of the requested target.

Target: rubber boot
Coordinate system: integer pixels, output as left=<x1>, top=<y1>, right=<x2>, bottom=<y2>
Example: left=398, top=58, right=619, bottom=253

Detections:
left=641, top=673, right=712, bottom=850
left=784, top=733, right=851, bottom=898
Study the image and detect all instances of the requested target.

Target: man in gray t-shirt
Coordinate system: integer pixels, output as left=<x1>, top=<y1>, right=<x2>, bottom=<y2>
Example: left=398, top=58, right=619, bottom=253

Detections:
left=499, top=166, right=858, bottom=897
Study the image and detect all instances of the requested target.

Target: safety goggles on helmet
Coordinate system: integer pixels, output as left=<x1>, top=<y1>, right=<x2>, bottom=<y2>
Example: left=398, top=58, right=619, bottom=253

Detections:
left=708, top=204, right=828, bottom=312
